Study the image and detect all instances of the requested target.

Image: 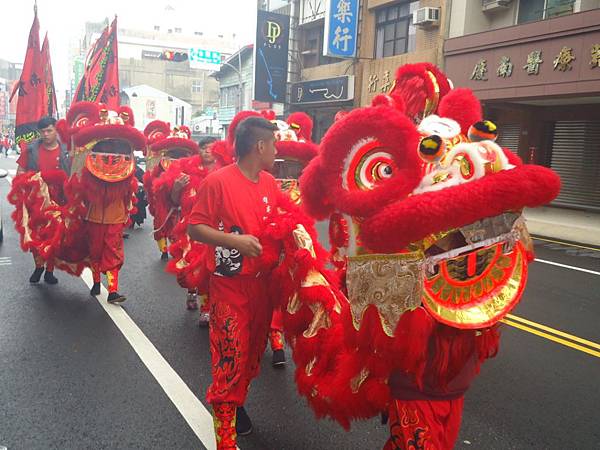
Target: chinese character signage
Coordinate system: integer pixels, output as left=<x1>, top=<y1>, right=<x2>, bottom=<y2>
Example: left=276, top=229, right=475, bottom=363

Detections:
left=324, top=0, right=360, bottom=58
left=189, top=48, right=222, bottom=71
left=470, top=59, right=488, bottom=81
left=591, top=44, right=600, bottom=68
left=553, top=47, right=575, bottom=71
left=523, top=50, right=543, bottom=75
left=291, top=76, right=354, bottom=104
left=497, top=56, right=513, bottom=78
left=254, top=9, right=290, bottom=103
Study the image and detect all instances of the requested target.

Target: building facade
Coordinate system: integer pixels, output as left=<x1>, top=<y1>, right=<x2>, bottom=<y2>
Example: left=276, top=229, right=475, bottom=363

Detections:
left=444, top=1, right=600, bottom=210
left=211, top=45, right=255, bottom=135
left=290, top=0, right=448, bottom=140
left=69, top=9, right=237, bottom=118
left=117, top=26, right=234, bottom=115
left=0, top=59, right=23, bottom=130
left=212, top=44, right=284, bottom=137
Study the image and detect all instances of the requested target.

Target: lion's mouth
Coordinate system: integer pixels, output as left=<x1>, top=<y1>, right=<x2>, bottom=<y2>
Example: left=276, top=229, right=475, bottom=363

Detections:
left=420, top=212, right=523, bottom=275
left=346, top=212, right=529, bottom=333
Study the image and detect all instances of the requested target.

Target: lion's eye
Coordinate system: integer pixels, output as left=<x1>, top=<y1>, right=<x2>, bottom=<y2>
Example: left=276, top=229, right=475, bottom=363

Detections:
left=344, top=139, right=397, bottom=191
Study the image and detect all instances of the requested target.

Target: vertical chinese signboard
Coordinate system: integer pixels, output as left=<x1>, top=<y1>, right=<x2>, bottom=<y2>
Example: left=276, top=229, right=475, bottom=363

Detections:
left=254, top=9, right=290, bottom=103
left=324, top=0, right=360, bottom=58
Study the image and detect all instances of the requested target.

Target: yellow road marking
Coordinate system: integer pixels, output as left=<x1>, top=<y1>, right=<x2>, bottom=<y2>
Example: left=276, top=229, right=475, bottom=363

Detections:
left=506, top=314, right=600, bottom=350
left=502, top=316, right=600, bottom=358
left=532, top=236, right=600, bottom=252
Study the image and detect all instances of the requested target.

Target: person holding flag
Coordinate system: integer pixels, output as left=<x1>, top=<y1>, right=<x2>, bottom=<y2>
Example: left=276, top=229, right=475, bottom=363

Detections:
left=9, top=4, right=49, bottom=148
left=10, top=4, right=66, bottom=284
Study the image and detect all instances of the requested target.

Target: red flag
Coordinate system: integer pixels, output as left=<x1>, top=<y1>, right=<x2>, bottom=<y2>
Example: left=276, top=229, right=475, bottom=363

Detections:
left=72, top=23, right=109, bottom=104
left=41, top=33, right=58, bottom=118
left=73, top=17, right=120, bottom=109
left=10, top=6, right=46, bottom=145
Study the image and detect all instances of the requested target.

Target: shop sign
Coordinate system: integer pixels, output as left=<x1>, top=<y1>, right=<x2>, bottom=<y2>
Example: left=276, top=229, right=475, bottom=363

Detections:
left=366, top=70, right=395, bottom=94
left=324, top=0, right=360, bottom=58
left=468, top=43, right=600, bottom=80
left=291, top=75, right=354, bottom=104
left=254, top=9, right=290, bottom=103
left=189, top=48, right=222, bottom=71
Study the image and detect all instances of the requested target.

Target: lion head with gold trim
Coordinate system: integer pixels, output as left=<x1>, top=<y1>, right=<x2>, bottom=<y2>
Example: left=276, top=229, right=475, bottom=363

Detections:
left=300, top=63, right=561, bottom=331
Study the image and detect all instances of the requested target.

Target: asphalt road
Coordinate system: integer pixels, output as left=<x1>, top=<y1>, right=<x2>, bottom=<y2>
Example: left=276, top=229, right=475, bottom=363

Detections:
left=1, top=156, right=599, bottom=450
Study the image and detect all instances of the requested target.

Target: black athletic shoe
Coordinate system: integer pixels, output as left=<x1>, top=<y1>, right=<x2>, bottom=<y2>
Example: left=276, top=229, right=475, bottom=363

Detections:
left=43, top=271, right=58, bottom=285
left=29, top=267, right=44, bottom=283
left=161, top=252, right=169, bottom=261
left=90, top=282, right=101, bottom=296
left=107, top=292, right=126, bottom=304
left=236, top=406, right=253, bottom=436
left=272, top=349, right=286, bottom=367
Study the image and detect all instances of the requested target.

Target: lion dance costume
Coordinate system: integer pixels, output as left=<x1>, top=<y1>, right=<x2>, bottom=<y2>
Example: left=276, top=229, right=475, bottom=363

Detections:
left=268, top=111, right=318, bottom=362
left=163, top=113, right=245, bottom=318
left=9, top=102, right=145, bottom=303
left=143, top=122, right=199, bottom=260
left=247, top=63, right=561, bottom=449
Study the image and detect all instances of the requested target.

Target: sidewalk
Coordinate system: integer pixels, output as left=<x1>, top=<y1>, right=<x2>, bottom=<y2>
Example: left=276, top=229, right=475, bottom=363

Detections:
left=524, top=206, right=600, bottom=247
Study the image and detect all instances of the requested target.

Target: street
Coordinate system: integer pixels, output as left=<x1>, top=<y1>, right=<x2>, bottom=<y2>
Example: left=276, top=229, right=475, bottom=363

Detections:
left=1, top=156, right=599, bottom=450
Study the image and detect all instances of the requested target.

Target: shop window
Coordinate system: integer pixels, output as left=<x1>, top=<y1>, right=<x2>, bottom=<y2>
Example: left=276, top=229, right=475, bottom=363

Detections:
left=191, top=80, right=203, bottom=94
left=375, top=1, right=418, bottom=59
left=517, top=0, right=576, bottom=24
left=220, top=86, right=240, bottom=108
left=300, top=25, right=337, bottom=68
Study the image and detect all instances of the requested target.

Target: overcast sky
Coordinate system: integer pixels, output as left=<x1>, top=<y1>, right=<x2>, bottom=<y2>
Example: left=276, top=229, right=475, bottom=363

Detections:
left=0, top=0, right=258, bottom=96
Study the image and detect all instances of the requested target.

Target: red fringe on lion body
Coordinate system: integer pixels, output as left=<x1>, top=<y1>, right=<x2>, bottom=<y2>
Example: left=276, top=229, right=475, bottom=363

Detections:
left=8, top=167, right=136, bottom=277
left=255, top=199, right=501, bottom=428
left=160, top=155, right=212, bottom=291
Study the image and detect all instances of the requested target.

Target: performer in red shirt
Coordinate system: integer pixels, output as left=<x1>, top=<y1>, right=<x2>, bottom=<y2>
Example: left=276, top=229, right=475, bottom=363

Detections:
left=187, top=116, right=280, bottom=450
left=16, top=116, right=70, bottom=284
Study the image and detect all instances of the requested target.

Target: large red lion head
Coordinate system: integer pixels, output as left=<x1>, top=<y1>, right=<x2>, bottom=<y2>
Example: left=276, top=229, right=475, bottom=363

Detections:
left=300, top=63, right=561, bottom=330
left=143, top=121, right=199, bottom=172
left=63, top=102, right=145, bottom=183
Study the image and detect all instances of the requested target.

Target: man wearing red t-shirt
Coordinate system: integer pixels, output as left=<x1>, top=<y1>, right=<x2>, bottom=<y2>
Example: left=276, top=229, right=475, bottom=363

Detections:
left=187, top=117, right=280, bottom=450
left=16, top=116, right=70, bottom=284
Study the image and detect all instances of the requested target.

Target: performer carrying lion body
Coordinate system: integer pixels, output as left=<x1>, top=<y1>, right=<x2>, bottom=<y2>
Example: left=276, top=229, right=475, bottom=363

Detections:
left=9, top=102, right=145, bottom=303
left=252, top=63, right=561, bottom=449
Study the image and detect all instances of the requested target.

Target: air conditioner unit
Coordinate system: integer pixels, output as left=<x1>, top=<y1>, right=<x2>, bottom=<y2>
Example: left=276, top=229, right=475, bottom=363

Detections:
left=482, top=0, right=513, bottom=12
left=413, top=7, right=440, bottom=27
left=192, top=123, right=202, bottom=132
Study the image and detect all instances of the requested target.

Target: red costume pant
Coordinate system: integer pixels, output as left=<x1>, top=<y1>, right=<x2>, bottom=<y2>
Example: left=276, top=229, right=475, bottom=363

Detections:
left=87, top=222, right=125, bottom=273
left=87, top=222, right=125, bottom=293
left=269, top=308, right=284, bottom=351
left=384, top=398, right=464, bottom=450
left=207, top=274, right=273, bottom=406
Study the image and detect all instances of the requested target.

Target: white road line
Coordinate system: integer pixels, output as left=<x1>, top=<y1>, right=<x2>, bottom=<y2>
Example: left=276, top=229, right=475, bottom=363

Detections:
left=80, top=269, right=216, bottom=450
left=534, top=258, right=600, bottom=276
